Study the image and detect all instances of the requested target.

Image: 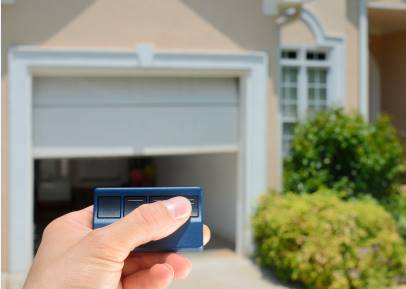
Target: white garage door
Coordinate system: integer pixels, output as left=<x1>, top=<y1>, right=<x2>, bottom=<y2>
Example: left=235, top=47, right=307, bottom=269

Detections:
left=33, top=76, right=239, bottom=157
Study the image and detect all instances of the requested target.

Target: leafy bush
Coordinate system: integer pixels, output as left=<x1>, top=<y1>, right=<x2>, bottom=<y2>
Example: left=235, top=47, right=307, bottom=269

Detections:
left=252, top=192, right=406, bottom=289
left=284, top=109, right=405, bottom=198
left=381, top=190, right=406, bottom=240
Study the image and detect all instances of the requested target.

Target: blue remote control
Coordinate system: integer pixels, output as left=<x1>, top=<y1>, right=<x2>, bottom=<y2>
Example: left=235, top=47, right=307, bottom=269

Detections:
left=93, top=187, right=204, bottom=252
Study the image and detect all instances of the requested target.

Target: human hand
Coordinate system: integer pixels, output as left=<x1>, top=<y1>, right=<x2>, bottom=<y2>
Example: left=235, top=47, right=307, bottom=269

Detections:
left=24, top=197, right=211, bottom=289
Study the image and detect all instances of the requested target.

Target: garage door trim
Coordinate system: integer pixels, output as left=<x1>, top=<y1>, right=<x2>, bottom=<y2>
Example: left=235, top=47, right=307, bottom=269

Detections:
left=8, top=45, right=269, bottom=272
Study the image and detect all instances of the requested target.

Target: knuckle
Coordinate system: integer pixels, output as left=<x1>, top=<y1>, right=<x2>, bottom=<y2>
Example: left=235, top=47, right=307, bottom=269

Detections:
left=86, top=228, right=128, bottom=264
left=86, top=229, right=112, bottom=253
left=87, top=229, right=108, bottom=246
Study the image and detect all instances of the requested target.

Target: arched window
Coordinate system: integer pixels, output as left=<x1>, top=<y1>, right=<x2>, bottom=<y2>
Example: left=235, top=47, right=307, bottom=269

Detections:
left=280, top=9, right=345, bottom=156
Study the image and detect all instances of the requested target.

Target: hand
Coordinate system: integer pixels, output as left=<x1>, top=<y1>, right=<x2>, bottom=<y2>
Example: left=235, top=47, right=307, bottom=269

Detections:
left=24, top=197, right=211, bottom=289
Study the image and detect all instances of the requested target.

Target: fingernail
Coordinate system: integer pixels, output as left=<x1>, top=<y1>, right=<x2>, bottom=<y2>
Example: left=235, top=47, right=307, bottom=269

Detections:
left=162, top=197, right=191, bottom=220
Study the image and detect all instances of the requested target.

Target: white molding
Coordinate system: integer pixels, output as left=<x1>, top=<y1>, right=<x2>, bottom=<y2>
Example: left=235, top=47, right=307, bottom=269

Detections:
left=279, top=10, right=346, bottom=106
left=8, top=45, right=268, bottom=272
left=300, top=8, right=346, bottom=107
left=368, top=2, right=406, bottom=11
left=360, top=0, right=369, bottom=120
left=34, top=145, right=239, bottom=159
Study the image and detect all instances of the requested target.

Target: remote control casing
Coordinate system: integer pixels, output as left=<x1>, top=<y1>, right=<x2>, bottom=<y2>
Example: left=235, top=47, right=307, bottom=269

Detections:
left=93, top=187, right=203, bottom=252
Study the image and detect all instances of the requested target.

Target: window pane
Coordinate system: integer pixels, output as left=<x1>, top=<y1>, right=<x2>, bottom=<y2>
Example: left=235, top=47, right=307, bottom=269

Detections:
left=320, top=70, right=327, bottom=83
left=288, top=87, right=297, bottom=100
left=282, top=68, right=297, bottom=82
left=307, top=67, right=328, bottom=116
left=282, top=87, right=289, bottom=98
left=281, top=50, right=298, bottom=59
left=283, top=123, right=295, bottom=135
left=307, top=106, right=317, bottom=118
left=306, top=52, right=314, bottom=60
left=308, top=69, right=315, bottom=83
left=281, top=67, right=298, bottom=119
left=317, top=52, right=327, bottom=60
left=283, top=105, right=298, bottom=118
left=308, top=87, right=315, bottom=100
left=306, top=50, right=327, bottom=61
left=320, top=88, right=327, bottom=100
left=282, top=122, right=296, bottom=156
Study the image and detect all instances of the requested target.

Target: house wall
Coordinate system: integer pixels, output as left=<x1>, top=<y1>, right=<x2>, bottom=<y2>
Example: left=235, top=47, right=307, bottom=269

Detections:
left=1, top=0, right=279, bottom=271
left=280, top=0, right=361, bottom=112
left=370, top=29, right=406, bottom=142
left=281, top=18, right=316, bottom=46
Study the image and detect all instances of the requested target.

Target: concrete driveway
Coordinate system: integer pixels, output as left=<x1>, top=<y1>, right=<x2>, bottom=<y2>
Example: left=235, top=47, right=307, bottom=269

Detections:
left=4, top=248, right=405, bottom=289
left=171, top=249, right=293, bottom=289
left=2, top=249, right=289, bottom=289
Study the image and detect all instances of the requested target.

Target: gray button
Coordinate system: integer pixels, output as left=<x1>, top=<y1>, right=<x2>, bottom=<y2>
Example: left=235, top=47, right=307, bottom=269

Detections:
left=149, top=195, right=198, bottom=217
left=124, top=196, right=147, bottom=216
left=187, top=196, right=199, bottom=217
left=149, top=196, right=171, bottom=203
left=98, top=196, right=121, bottom=218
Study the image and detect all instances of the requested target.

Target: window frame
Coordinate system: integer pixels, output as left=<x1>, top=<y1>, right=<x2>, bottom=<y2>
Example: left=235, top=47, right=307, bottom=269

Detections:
left=279, top=46, right=333, bottom=156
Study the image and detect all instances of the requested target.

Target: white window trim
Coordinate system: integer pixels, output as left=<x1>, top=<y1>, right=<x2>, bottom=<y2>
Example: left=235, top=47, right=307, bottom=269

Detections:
left=278, top=8, right=345, bottom=159
left=280, top=47, right=332, bottom=121
left=8, top=45, right=268, bottom=273
left=281, top=8, right=346, bottom=107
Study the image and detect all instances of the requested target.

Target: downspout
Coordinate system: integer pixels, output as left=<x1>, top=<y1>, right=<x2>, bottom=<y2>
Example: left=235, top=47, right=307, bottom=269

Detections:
left=359, top=0, right=369, bottom=120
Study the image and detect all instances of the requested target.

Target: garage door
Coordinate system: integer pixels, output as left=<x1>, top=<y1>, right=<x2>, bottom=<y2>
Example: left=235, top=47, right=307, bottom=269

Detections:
left=33, top=76, right=239, bottom=157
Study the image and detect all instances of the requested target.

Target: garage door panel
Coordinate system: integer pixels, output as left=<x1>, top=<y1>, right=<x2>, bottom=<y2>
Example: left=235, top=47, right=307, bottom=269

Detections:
left=34, top=77, right=239, bottom=106
left=33, top=76, right=239, bottom=154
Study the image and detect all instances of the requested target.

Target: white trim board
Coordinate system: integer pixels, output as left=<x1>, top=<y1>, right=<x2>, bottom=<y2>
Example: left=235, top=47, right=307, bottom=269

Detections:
left=8, top=45, right=269, bottom=273
left=278, top=8, right=346, bottom=107
left=300, top=8, right=346, bottom=107
left=359, top=0, right=369, bottom=120
left=368, top=2, right=406, bottom=11
left=33, top=145, right=240, bottom=159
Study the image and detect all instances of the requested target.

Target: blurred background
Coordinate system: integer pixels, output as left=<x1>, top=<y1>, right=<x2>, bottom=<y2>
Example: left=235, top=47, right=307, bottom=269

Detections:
left=1, top=0, right=406, bottom=288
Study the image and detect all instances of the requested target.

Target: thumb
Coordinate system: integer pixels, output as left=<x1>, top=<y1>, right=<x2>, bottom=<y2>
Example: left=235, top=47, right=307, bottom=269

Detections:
left=86, top=197, right=192, bottom=261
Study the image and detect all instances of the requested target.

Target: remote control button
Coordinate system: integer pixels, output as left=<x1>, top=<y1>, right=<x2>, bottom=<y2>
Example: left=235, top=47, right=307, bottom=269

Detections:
left=124, top=196, right=147, bottom=216
left=187, top=196, right=199, bottom=217
left=149, top=195, right=199, bottom=217
left=149, top=196, right=171, bottom=203
left=98, top=196, right=121, bottom=218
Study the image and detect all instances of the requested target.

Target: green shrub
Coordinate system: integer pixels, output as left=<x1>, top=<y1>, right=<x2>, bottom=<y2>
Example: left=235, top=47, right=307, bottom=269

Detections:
left=252, top=192, right=406, bottom=289
left=381, top=190, right=406, bottom=240
left=284, top=109, right=405, bottom=198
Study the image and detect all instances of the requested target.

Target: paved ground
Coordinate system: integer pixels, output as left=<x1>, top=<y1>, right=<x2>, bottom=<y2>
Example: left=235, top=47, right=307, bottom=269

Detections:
left=1, top=249, right=292, bottom=289
left=171, top=248, right=293, bottom=289
left=3, top=248, right=406, bottom=289
left=4, top=235, right=405, bottom=289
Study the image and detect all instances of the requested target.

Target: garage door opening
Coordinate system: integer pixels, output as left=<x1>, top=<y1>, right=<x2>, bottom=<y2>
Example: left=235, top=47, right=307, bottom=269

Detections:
left=9, top=47, right=268, bottom=272
left=34, top=154, right=237, bottom=253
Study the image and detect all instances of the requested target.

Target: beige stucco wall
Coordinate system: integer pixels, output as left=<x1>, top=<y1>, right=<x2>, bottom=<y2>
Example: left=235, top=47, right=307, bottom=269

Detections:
left=280, top=0, right=361, bottom=112
left=370, top=29, right=406, bottom=142
left=1, top=0, right=280, bottom=271
left=281, top=17, right=316, bottom=46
